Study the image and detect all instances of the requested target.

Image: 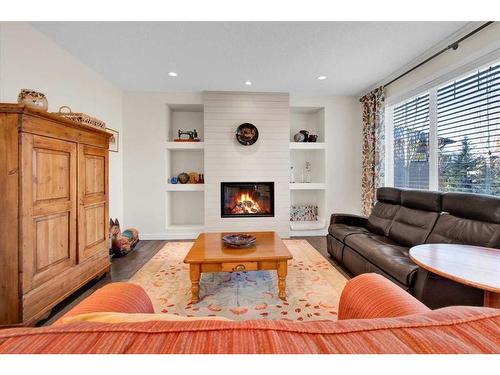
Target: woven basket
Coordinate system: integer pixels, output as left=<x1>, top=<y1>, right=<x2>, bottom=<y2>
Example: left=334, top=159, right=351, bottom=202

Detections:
left=54, top=106, right=106, bottom=130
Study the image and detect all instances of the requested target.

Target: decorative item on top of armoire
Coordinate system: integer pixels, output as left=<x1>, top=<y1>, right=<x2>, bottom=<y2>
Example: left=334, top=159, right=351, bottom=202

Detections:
left=106, top=128, right=119, bottom=152
left=53, top=106, right=106, bottom=130
left=235, top=123, right=259, bottom=145
left=17, top=89, right=48, bottom=111
left=175, top=129, right=200, bottom=142
left=109, top=219, right=139, bottom=258
left=0, top=103, right=112, bottom=326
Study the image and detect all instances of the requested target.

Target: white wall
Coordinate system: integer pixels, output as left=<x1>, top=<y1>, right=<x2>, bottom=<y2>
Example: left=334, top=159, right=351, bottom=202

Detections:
left=204, top=91, right=290, bottom=237
left=290, top=95, right=363, bottom=215
left=122, top=91, right=203, bottom=235
left=0, top=22, right=124, bottom=222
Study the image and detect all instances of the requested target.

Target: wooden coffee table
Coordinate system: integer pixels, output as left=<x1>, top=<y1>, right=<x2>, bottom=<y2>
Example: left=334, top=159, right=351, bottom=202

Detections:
left=410, top=244, right=500, bottom=308
left=184, top=231, right=293, bottom=303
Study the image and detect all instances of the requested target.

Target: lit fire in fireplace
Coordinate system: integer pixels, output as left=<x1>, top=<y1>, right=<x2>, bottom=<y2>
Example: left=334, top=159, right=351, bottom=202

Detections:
left=231, top=192, right=262, bottom=214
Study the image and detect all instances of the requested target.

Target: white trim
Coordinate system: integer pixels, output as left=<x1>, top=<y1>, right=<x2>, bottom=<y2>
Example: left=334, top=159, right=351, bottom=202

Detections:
left=386, top=46, right=500, bottom=106
left=428, top=89, right=438, bottom=190
left=289, top=229, right=328, bottom=237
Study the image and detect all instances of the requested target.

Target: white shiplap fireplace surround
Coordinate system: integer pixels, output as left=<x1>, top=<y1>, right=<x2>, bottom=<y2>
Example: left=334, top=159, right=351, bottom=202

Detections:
left=204, top=92, right=290, bottom=237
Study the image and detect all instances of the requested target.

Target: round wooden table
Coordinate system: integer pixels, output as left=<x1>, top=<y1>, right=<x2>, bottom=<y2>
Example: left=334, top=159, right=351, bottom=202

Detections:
left=409, top=244, right=500, bottom=308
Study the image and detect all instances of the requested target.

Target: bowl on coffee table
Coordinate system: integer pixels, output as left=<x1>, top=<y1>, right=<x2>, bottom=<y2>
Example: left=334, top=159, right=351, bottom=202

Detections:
left=222, top=233, right=257, bottom=248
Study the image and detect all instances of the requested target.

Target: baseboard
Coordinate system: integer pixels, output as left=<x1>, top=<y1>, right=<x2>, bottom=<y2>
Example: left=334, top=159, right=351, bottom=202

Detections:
left=141, top=232, right=200, bottom=240
left=289, top=229, right=328, bottom=237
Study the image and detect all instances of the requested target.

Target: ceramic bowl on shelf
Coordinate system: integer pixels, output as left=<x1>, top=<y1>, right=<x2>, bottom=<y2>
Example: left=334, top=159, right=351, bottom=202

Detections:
left=222, top=233, right=257, bottom=248
left=307, top=134, right=318, bottom=142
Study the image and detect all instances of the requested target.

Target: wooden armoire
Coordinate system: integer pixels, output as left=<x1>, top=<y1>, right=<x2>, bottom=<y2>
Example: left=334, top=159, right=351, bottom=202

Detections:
left=0, top=104, right=111, bottom=326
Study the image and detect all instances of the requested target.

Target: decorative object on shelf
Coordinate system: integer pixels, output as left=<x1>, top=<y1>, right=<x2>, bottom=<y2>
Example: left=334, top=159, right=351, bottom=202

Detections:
left=177, top=172, right=190, bottom=184
left=299, top=130, right=310, bottom=141
left=17, top=89, right=49, bottom=111
left=307, top=134, right=318, bottom=142
left=199, top=173, right=205, bottom=183
left=106, top=128, right=119, bottom=152
left=293, top=132, right=305, bottom=142
left=222, top=233, right=257, bottom=248
left=235, top=123, right=259, bottom=145
left=188, top=172, right=200, bottom=184
left=175, top=129, right=200, bottom=142
left=170, top=176, right=178, bottom=184
left=53, top=106, right=107, bottom=129
left=290, top=166, right=295, bottom=183
left=290, top=205, right=318, bottom=221
left=304, top=161, right=312, bottom=183
left=109, top=219, right=139, bottom=258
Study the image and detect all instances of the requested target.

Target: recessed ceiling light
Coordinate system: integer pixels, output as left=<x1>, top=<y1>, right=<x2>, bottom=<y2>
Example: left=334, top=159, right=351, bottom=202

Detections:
left=245, top=80, right=252, bottom=86
left=168, top=72, right=178, bottom=77
left=317, top=75, right=327, bottom=81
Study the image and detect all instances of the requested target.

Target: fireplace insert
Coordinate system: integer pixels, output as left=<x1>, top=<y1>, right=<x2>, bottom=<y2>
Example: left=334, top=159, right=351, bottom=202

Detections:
left=221, top=182, right=274, bottom=218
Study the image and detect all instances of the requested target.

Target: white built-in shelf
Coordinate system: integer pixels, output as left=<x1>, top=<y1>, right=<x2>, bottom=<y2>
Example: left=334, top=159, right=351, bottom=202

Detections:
left=289, top=183, right=326, bottom=190
left=166, top=141, right=205, bottom=150
left=166, top=184, right=205, bottom=191
left=289, top=142, right=326, bottom=150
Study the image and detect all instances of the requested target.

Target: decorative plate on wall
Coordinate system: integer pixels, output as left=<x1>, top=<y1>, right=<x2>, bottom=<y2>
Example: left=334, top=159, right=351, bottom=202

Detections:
left=235, top=123, right=259, bottom=146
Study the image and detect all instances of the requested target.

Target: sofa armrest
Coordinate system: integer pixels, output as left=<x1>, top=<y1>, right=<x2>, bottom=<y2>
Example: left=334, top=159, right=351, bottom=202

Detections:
left=330, top=213, right=368, bottom=227
left=54, top=282, right=154, bottom=325
left=338, top=274, right=430, bottom=320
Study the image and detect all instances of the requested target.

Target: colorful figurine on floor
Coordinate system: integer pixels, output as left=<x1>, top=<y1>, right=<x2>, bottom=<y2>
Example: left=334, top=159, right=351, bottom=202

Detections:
left=109, top=219, right=139, bottom=257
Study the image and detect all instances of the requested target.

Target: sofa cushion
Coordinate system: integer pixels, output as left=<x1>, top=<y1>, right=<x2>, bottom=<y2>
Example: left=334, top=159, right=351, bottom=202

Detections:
left=426, top=214, right=500, bottom=248
left=1, top=307, right=499, bottom=353
left=388, top=207, right=440, bottom=247
left=376, top=187, right=402, bottom=204
left=366, top=202, right=400, bottom=236
left=329, top=223, right=369, bottom=241
left=443, top=192, right=500, bottom=224
left=345, top=234, right=418, bottom=285
left=401, top=190, right=442, bottom=212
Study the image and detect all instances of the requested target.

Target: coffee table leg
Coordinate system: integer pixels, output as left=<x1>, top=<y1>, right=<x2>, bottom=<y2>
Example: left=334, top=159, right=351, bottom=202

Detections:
left=189, top=264, right=201, bottom=303
left=277, top=260, right=287, bottom=300
left=484, top=291, right=500, bottom=308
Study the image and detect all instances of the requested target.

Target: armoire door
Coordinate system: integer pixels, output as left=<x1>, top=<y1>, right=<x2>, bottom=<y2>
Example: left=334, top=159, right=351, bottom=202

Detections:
left=78, top=145, right=109, bottom=262
left=21, top=134, right=78, bottom=293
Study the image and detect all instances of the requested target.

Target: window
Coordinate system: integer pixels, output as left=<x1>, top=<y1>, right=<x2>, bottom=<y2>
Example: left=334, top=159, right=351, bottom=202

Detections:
left=392, top=93, right=430, bottom=189
left=387, top=61, right=500, bottom=195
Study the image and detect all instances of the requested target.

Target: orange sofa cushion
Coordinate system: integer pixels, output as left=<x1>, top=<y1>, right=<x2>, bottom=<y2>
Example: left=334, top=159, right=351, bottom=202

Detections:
left=0, top=306, right=499, bottom=354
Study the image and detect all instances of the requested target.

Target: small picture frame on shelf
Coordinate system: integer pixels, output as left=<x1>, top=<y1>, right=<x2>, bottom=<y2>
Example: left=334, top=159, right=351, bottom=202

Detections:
left=106, top=128, right=119, bottom=152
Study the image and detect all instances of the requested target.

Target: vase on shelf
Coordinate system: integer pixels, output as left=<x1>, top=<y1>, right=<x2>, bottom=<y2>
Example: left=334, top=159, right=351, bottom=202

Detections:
left=305, top=161, right=312, bottom=183
left=290, top=166, right=295, bottom=183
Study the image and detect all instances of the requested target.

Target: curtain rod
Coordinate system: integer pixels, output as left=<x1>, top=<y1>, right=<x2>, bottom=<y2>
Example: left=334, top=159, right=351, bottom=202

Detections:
left=384, top=21, right=494, bottom=88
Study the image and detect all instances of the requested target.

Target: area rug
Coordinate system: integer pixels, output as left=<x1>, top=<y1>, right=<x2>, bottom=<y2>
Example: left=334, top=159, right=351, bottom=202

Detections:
left=129, top=240, right=348, bottom=321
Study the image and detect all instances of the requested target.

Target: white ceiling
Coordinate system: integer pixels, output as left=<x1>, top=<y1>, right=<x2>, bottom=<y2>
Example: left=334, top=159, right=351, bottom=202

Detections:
left=31, top=22, right=468, bottom=96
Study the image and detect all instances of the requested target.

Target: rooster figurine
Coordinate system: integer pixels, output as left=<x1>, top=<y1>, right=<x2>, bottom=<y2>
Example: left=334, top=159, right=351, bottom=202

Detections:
left=109, top=219, right=139, bottom=257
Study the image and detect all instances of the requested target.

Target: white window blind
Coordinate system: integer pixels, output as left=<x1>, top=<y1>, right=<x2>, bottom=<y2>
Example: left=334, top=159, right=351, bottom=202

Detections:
left=392, top=93, right=430, bottom=189
left=437, top=63, right=500, bottom=194
left=388, top=60, right=500, bottom=196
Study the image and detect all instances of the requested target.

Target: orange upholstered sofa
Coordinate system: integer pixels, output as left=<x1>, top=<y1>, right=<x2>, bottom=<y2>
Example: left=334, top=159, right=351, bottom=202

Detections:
left=0, top=274, right=499, bottom=354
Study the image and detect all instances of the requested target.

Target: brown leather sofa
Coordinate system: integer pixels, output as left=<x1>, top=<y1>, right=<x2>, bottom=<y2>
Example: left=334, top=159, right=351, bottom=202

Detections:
left=327, top=187, right=500, bottom=308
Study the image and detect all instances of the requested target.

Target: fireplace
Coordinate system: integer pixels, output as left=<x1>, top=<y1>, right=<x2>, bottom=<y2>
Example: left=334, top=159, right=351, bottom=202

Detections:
left=221, top=182, right=274, bottom=218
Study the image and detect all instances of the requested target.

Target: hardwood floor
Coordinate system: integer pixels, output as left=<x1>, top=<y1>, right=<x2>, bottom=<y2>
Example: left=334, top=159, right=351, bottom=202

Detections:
left=39, top=236, right=349, bottom=326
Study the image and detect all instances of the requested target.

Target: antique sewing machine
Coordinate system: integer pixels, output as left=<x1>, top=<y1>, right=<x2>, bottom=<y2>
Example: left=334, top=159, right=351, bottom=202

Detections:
left=176, top=129, right=200, bottom=142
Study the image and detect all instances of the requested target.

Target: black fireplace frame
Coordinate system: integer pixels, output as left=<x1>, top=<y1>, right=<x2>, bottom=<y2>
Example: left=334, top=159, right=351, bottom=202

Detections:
left=221, top=182, right=275, bottom=218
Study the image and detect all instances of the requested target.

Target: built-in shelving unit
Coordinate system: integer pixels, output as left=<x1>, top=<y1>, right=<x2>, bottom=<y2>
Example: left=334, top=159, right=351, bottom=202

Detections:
left=166, top=184, right=205, bottom=191
left=165, top=104, right=205, bottom=238
left=289, top=106, right=327, bottom=236
left=166, top=141, right=205, bottom=150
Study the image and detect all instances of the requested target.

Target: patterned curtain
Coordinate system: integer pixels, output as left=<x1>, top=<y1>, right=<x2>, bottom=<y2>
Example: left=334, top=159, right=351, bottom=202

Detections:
left=360, top=86, right=385, bottom=216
